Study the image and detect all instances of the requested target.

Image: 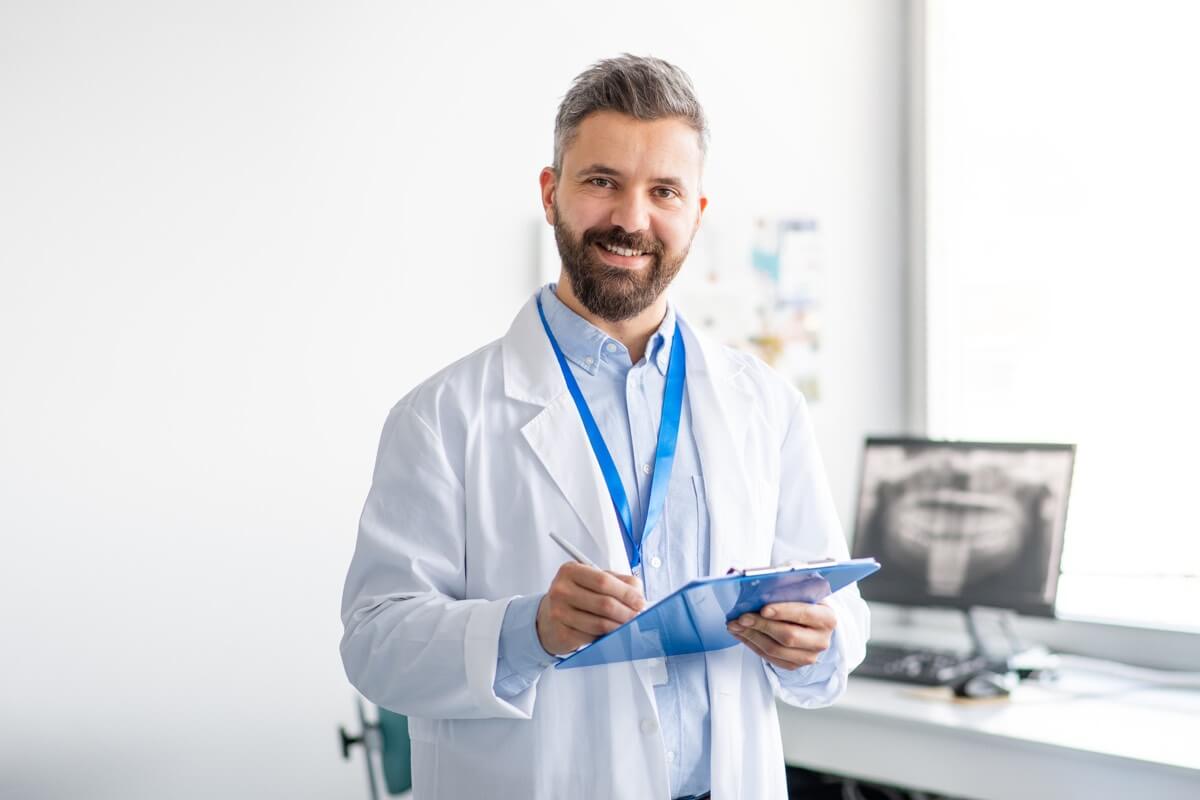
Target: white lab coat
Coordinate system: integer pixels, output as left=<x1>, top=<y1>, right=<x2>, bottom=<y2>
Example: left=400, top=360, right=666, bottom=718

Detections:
left=340, top=294, right=869, bottom=800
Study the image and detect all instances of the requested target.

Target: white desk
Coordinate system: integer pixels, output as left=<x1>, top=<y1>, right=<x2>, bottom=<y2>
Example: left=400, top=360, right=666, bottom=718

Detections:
left=779, top=672, right=1200, bottom=800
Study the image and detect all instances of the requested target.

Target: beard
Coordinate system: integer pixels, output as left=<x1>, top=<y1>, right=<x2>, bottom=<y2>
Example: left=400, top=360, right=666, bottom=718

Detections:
left=552, top=205, right=692, bottom=322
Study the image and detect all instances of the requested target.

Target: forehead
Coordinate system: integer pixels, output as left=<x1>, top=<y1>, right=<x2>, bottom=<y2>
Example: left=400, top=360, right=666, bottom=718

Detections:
left=562, top=110, right=704, bottom=183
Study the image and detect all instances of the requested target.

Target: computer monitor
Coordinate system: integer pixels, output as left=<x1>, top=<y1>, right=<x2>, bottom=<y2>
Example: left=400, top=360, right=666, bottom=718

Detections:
left=850, top=437, right=1076, bottom=618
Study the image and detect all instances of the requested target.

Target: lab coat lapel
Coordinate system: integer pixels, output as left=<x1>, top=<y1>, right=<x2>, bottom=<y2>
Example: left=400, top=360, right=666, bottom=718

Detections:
left=502, top=297, right=629, bottom=572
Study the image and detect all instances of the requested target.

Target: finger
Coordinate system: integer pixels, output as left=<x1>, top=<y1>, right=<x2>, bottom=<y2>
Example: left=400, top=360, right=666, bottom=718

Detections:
left=564, top=585, right=641, bottom=624
left=760, top=602, right=837, bottom=630
left=738, top=616, right=831, bottom=651
left=732, top=629, right=807, bottom=671
left=547, top=569, right=635, bottom=626
left=565, top=564, right=645, bottom=611
left=732, top=631, right=772, bottom=663
left=611, top=572, right=646, bottom=605
left=733, top=625, right=790, bottom=660
left=728, top=619, right=822, bottom=666
left=731, top=612, right=832, bottom=649
left=554, top=605, right=625, bottom=637
left=743, top=627, right=818, bottom=669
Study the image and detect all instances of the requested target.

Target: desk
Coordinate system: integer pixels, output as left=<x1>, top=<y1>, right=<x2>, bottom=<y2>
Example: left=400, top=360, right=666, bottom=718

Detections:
left=779, top=672, right=1200, bottom=800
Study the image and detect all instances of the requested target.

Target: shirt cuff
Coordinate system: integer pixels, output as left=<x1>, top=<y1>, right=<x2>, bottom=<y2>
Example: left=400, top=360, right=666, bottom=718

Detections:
left=767, top=627, right=843, bottom=698
left=494, top=593, right=558, bottom=699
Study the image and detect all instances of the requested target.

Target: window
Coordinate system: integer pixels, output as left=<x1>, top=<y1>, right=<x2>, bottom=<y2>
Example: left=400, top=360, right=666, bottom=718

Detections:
left=921, top=0, right=1200, bottom=630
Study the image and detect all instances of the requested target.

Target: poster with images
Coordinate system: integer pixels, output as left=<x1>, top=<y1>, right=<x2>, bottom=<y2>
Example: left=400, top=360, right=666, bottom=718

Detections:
left=748, top=217, right=825, bottom=400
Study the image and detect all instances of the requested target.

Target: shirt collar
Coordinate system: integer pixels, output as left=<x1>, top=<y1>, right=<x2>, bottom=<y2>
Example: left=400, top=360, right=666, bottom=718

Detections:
left=539, top=284, right=676, bottom=376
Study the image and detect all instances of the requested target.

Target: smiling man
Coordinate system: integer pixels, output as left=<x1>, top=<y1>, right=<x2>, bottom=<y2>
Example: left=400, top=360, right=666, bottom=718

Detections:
left=340, top=55, right=869, bottom=800
left=544, top=106, right=701, bottom=340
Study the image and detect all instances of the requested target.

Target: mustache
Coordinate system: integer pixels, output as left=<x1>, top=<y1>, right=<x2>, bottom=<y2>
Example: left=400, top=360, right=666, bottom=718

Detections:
left=582, top=227, right=663, bottom=255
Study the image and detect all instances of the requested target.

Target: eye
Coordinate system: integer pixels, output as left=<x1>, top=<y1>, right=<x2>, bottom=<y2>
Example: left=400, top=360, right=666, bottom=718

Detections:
left=588, top=177, right=614, bottom=189
left=653, top=187, right=680, bottom=199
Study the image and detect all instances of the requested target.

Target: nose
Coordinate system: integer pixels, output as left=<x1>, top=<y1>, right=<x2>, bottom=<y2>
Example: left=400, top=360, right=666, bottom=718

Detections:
left=610, top=190, right=651, bottom=234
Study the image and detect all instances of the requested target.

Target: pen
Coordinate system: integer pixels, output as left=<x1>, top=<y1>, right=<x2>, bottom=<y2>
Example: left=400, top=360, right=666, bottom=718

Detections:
left=548, top=530, right=599, bottom=568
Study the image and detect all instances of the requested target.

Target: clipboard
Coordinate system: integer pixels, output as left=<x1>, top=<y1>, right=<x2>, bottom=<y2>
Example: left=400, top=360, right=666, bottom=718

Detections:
left=555, top=557, right=880, bottom=670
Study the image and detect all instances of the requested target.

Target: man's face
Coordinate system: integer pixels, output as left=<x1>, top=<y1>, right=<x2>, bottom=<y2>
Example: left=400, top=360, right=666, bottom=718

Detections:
left=540, top=110, right=708, bottom=322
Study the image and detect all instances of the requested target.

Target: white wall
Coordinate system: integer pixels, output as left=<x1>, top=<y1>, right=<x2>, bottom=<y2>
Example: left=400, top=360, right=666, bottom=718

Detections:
left=0, top=2, right=905, bottom=797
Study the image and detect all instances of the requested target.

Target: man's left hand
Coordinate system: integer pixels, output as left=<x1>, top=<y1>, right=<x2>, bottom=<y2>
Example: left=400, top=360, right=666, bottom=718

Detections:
left=726, top=601, right=836, bottom=671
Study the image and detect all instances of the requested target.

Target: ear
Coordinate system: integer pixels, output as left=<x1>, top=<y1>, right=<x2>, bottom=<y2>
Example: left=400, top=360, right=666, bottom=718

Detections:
left=696, top=194, right=708, bottom=226
left=539, top=167, right=558, bottom=224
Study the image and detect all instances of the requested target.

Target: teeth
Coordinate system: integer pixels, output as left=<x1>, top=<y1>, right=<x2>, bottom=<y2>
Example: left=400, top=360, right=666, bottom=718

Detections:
left=601, top=242, right=644, bottom=257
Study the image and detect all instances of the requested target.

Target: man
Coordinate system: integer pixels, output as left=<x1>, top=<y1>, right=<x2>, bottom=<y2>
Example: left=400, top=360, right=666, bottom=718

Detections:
left=341, top=54, right=869, bottom=799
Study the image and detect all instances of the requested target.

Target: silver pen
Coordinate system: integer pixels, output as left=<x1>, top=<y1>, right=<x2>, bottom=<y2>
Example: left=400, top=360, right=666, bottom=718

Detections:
left=548, top=530, right=599, bottom=568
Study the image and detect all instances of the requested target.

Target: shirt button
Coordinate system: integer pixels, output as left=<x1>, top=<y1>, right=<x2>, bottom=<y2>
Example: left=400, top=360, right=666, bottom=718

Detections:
left=642, top=463, right=652, bottom=475
left=584, top=356, right=594, bottom=365
left=665, top=750, right=676, bottom=763
left=640, top=718, right=658, bottom=735
left=650, top=555, right=663, bottom=569
left=606, top=342, right=618, bottom=353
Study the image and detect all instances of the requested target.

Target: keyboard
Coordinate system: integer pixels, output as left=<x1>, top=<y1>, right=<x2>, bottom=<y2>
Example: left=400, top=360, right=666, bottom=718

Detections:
left=856, top=642, right=990, bottom=686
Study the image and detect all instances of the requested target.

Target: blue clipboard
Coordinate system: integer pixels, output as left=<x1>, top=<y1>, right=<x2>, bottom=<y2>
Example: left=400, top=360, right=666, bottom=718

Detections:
left=555, top=557, right=880, bottom=670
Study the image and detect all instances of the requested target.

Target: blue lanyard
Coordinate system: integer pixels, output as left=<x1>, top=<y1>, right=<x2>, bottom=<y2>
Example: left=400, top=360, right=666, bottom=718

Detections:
left=535, top=296, right=686, bottom=570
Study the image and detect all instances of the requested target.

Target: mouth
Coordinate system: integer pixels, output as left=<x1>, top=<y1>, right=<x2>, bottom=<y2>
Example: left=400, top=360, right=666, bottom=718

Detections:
left=593, top=240, right=654, bottom=269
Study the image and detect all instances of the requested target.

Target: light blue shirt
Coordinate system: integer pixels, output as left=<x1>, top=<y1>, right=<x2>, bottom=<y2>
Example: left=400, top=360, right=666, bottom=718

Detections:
left=494, top=284, right=837, bottom=797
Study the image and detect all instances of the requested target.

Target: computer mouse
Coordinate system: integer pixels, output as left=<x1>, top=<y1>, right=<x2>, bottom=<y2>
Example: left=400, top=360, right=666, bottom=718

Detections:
left=952, top=670, right=1013, bottom=699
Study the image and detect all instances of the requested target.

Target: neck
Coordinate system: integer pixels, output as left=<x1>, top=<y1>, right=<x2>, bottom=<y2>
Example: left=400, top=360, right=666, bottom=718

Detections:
left=554, top=274, right=668, bottom=364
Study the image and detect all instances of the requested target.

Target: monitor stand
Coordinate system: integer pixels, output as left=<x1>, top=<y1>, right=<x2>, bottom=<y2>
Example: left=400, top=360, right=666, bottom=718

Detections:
left=963, top=606, right=1054, bottom=676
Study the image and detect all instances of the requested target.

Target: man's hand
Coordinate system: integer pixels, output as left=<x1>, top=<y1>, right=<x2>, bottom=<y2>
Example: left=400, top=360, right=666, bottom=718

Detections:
left=726, top=601, right=836, bottom=671
left=536, top=562, right=645, bottom=655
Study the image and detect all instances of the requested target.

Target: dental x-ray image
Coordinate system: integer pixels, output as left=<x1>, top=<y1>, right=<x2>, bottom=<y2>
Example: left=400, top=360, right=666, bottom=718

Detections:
left=851, top=438, right=1076, bottom=617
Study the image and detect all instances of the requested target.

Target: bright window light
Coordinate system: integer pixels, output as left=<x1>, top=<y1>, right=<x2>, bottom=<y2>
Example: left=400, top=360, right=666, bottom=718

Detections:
left=923, top=0, right=1200, bottom=630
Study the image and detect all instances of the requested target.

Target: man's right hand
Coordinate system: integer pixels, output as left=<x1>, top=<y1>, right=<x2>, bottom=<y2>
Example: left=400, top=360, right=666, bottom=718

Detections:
left=536, top=562, right=645, bottom=655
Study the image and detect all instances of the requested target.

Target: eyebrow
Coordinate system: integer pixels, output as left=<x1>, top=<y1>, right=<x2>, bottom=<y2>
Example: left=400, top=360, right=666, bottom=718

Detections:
left=575, top=163, right=686, bottom=188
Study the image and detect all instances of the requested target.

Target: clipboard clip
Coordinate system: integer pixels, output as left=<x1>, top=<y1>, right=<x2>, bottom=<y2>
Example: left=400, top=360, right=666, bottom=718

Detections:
left=734, top=557, right=838, bottom=577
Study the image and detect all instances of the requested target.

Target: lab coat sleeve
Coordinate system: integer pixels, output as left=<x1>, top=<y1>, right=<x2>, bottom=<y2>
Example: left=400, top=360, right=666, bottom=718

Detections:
left=766, top=393, right=870, bottom=709
left=340, top=401, right=535, bottom=720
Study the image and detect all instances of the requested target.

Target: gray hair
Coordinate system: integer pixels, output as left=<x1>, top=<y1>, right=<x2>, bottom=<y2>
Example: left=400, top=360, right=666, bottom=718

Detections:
left=552, top=54, right=709, bottom=173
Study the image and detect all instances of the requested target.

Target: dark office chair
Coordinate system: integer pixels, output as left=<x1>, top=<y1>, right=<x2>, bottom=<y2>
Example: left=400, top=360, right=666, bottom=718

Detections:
left=339, top=696, right=413, bottom=798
